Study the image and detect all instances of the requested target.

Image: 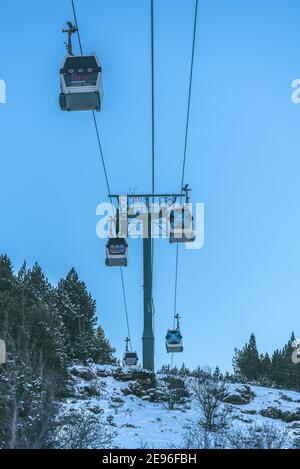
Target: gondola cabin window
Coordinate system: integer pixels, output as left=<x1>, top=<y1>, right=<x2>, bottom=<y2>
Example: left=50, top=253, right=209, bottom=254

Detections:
left=62, top=56, right=100, bottom=88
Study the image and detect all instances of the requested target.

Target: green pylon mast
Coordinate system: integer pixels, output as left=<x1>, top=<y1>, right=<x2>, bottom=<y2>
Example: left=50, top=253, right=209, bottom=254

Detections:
left=142, top=197, right=154, bottom=370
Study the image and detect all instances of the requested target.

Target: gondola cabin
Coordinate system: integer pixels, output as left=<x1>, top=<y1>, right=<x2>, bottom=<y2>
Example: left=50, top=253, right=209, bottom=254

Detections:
left=123, top=351, right=138, bottom=367
left=165, top=329, right=183, bottom=353
left=169, top=206, right=195, bottom=244
left=59, top=54, right=103, bottom=111
left=105, top=237, right=128, bottom=267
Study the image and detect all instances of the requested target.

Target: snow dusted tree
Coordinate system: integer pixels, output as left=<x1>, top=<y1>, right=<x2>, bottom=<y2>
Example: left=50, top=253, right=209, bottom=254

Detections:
left=260, top=353, right=271, bottom=377
left=232, top=333, right=261, bottom=380
left=94, top=326, right=117, bottom=365
left=0, top=256, right=118, bottom=448
left=0, top=255, right=16, bottom=291
left=157, top=364, right=171, bottom=375
left=0, top=256, right=66, bottom=448
left=270, top=332, right=300, bottom=389
left=56, top=268, right=116, bottom=364
left=179, top=363, right=190, bottom=377
left=212, top=366, right=223, bottom=381
left=56, top=268, right=98, bottom=362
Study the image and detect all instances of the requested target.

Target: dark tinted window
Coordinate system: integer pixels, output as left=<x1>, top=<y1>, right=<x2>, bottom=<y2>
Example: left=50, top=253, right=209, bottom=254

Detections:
left=62, top=55, right=99, bottom=87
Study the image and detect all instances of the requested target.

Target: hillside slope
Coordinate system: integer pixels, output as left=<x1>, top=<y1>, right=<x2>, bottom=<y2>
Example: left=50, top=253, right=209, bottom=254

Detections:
left=57, top=364, right=300, bottom=449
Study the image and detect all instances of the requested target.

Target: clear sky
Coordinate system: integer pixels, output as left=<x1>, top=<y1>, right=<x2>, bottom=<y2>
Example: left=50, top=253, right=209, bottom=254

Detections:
left=1, top=0, right=300, bottom=372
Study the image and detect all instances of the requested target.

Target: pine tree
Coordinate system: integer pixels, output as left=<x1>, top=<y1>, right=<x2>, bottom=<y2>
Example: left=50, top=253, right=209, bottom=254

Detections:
left=260, top=353, right=271, bottom=377
left=56, top=268, right=98, bottom=362
left=213, top=366, right=223, bottom=381
left=0, top=256, right=68, bottom=448
left=192, top=366, right=205, bottom=378
left=17, top=262, right=67, bottom=383
left=94, top=326, right=117, bottom=365
left=270, top=333, right=300, bottom=390
left=158, top=364, right=171, bottom=375
left=233, top=333, right=262, bottom=380
left=0, top=255, right=118, bottom=447
left=0, top=255, right=16, bottom=291
left=179, top=363, right=190, bottom=377
left=55, top=268, right=115, bottom=364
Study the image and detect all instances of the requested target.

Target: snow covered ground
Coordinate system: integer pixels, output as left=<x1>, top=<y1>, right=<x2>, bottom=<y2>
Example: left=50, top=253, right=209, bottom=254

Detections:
left=58, top=364, right=300, bottom=449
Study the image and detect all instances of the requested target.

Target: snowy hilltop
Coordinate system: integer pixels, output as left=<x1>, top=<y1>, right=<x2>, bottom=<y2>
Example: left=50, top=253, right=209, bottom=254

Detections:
left=1, top=256, right=299, bottom=449
left=52, top=363, right=300, bottom=449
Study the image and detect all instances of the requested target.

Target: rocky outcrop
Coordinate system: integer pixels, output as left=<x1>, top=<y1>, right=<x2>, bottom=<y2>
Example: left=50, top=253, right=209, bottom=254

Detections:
left=260, top=407, right=300, bottom=423
left=224, top=385, right=255, bottom=405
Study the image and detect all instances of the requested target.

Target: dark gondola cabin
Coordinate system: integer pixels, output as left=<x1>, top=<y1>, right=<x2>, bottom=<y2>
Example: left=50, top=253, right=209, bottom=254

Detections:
left=105, top=237, right=128, bottom=267
left=169, top=206, right=195, bottom=244
left=123, top=351, right=138, bottom=367
left=59, top=54, right=103, bottom=111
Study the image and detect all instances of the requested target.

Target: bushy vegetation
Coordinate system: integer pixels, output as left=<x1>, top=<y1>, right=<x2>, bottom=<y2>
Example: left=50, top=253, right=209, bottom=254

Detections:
left=233, top=332, right=300, bottom=390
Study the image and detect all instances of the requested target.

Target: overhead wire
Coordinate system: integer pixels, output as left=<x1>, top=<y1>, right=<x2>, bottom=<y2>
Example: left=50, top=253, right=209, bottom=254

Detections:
left=70, top=0, right=133, bottom=352
left=70, top=0, right=199, bottom=366
left=150, top=0, right=155, bottom=351
left=171, top=0, right=199, bottom=367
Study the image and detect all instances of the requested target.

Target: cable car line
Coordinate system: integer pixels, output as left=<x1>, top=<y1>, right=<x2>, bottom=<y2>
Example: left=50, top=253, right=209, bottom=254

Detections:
left=69, top=0, right=134, bottom=355
left=150, top=0, right=156, bottom=364
left=151, top=0, right=155, bottom=199
left=150, top=1, right=155, bottom=272
left=67, top=0, right=198, bottom=369
left=71, top=0, right=84, bottom=55
left=92, top=111, right=112, bottom=200
left=70, top=1, right=110, bottom=192
left=170, top=0, right=199, bottom=366
left=120, top=268, right=132, bottom=352
left=180, top=0, right=199, bottom=191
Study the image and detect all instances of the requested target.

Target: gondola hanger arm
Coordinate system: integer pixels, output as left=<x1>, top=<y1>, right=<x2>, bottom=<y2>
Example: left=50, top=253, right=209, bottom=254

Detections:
left=62, top=21, right=78, bottom=55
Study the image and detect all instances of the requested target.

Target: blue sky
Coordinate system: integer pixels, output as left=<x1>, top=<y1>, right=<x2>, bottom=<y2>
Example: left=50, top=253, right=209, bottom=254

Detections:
left=1, top=0, right=300, bottom=372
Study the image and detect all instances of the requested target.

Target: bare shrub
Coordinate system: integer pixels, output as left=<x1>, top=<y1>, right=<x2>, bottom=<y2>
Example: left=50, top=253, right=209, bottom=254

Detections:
left=183, top=422, right=227, bottom=449
left=51, top=410, right=117, bottom=449
left=227, top=422, right=289, bottom=449
left=191, top=377, right=229, bottom=431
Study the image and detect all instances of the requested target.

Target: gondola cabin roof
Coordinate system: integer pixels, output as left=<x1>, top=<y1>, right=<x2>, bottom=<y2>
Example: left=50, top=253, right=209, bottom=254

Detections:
left=124, top=352, right=138, bottom=359
left=107, top=237, right=128, bottom=247
left=166, top=329, right=182, bottom=339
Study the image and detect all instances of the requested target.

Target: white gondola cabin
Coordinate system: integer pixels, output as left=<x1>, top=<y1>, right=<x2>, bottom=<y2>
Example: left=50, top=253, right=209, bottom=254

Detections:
left=59, top=53, right=103, bottom=111
left=165, top=329, right=183, bottom=353
left=105, top=237, right=128, bottom=267
left=166, top=314, right=183, bottom=353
